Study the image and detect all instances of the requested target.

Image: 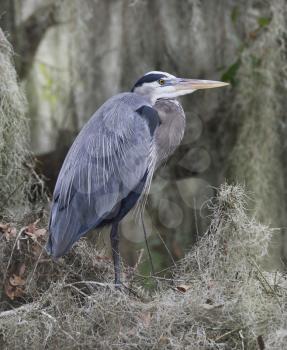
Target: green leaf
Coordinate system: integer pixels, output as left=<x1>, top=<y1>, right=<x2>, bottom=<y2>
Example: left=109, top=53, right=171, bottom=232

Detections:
left=221, top=59, right=241, bottom=86
left=257, top=17, right=271, bottom=28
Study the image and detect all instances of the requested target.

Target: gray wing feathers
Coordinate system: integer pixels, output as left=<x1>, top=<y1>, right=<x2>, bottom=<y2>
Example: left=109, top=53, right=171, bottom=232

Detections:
left=47, top=93, right=153, bottom=258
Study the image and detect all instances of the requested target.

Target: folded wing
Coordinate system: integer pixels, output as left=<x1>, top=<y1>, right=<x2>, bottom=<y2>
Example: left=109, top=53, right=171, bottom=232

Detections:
left=47, top=93, right=157, bottom=258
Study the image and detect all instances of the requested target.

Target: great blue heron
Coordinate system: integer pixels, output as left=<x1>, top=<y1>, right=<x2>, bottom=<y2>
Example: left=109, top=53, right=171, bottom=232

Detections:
left=46, top=71, right=228, bottom=286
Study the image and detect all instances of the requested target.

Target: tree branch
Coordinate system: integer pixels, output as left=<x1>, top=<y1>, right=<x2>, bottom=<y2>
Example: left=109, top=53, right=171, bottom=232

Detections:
left=16, top=2, right=59, bottom=80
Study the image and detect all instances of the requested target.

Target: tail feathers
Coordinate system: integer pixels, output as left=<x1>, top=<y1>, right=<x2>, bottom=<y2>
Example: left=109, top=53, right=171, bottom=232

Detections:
left=46, top=202, right=93, bottom=259
left=45, top=230, right=78, bottom=259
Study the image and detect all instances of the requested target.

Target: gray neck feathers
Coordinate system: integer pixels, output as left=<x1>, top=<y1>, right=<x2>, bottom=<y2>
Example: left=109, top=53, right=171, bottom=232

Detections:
left=153, top=99, right=186, bottom=166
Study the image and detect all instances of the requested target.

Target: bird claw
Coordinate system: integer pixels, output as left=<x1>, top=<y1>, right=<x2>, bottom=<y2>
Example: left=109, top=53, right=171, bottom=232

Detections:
left=114, top=281, right=122, bottom=291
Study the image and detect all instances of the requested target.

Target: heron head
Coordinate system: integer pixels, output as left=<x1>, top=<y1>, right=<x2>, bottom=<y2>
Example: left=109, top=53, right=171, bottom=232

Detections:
left=132, top=71, right=229, bottom=104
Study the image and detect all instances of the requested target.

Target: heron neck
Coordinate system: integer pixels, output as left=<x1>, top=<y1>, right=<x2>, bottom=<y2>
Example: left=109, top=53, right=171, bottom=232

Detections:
left=153, top=99, right=186, bottom=165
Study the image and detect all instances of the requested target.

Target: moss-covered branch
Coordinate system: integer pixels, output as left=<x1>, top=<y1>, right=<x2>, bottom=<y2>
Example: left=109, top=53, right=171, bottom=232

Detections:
left=0, top=184, right=286, bottom=349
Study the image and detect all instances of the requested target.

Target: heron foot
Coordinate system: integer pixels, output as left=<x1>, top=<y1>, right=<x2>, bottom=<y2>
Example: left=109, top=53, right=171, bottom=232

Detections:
left=114, top=278, right=122, bottom=290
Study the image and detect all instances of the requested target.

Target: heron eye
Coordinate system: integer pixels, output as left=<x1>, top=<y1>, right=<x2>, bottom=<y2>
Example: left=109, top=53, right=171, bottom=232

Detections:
left=158, top=79, right=165, bottom=85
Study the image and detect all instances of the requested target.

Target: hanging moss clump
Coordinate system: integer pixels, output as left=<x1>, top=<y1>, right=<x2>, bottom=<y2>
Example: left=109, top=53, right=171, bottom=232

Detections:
left=0, top=28, right=37, bottom=219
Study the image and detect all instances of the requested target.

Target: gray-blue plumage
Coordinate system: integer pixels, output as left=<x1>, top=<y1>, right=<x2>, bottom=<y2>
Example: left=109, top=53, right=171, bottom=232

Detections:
left=46, top=70, right=227, bottom=285
left=47, top=92, right=158, bottom=258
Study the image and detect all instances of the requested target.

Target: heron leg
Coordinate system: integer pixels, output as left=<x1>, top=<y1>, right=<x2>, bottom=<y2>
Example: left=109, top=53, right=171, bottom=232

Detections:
left=110, top=222, right=121, bottom=287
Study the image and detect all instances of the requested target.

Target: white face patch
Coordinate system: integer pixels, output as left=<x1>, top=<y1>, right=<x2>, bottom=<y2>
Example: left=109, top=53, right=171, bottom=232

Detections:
left=134, top=81, right=159, bottom=96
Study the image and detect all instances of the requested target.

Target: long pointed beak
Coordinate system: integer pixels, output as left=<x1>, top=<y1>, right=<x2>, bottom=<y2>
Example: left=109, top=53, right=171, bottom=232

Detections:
left=175, top=79, right=229, bottom=91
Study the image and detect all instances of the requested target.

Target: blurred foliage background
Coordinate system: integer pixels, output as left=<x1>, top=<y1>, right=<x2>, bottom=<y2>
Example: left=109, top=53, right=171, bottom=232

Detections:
left=1, top=0, right=287, bottom=274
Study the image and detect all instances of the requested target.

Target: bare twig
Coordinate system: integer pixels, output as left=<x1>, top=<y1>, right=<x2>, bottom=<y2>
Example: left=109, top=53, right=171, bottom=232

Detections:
left=156, top=229, right=176, bottom=267
left=0, top=302, right=40, bottom=319
left=4, top=227, right=26, bottom=281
